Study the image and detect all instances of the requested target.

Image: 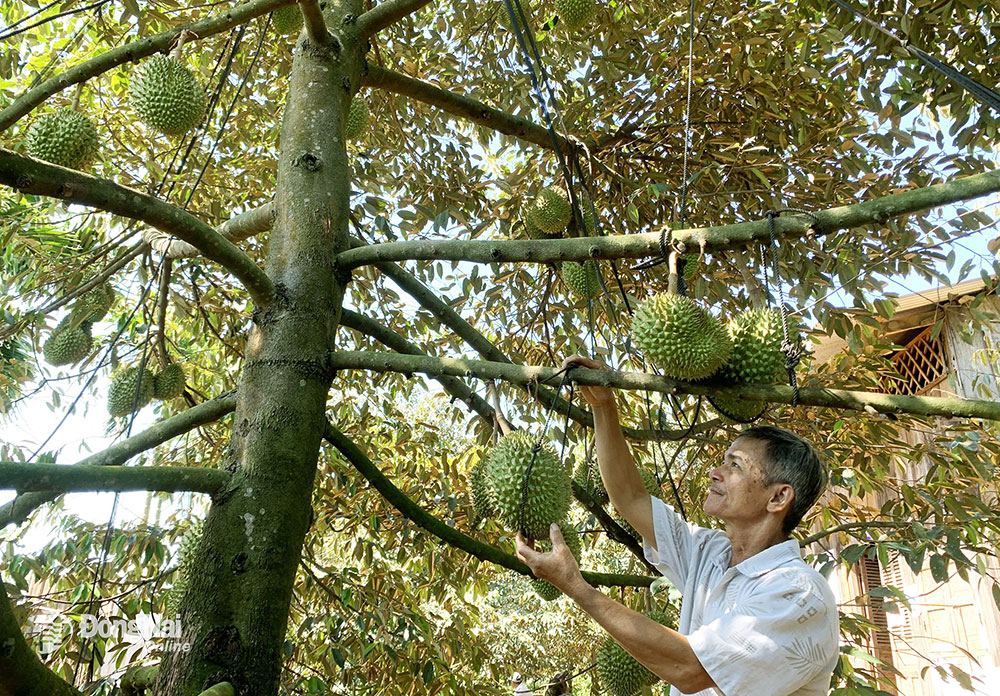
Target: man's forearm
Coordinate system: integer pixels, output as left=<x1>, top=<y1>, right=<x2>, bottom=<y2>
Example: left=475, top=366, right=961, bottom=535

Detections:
left=592, top=401, right=650, bottom=509
left=567, top=580, right=713, bottom=693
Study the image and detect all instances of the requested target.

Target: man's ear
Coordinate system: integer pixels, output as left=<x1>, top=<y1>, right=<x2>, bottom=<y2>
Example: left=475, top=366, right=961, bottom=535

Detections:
left=767, top=483, right=794, bottom=515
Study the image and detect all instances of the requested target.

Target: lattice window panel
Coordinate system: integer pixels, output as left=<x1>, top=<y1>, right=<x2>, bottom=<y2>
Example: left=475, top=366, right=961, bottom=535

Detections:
left=882, top=555, right=914, bottom=644
left=858, top=551, right=897, bottom=686
left=884, top=326, right=949, bottom=396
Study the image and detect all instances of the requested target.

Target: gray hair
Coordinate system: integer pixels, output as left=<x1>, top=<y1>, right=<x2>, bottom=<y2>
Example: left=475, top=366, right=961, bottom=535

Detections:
left=739, top=425, right=827, bottom=536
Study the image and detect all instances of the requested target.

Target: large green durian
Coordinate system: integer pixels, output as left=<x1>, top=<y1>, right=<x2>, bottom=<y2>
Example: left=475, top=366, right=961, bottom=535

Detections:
left=26, top=109, right=99, bottom=169
left=597, top=611, right=673, bottom=696
left=527, top=187, right=571, bottom=236
left=272, top=5, right=303, bottom=34
left=573, top=459, right=608, bottom=504
left=108, top=366, right=155, bottom=417
left=165, top=519, right=203, bottom=617
left=469, top=457, right=496, bottom=522
left=153, top=363, right=186, bottom=400
left=73, top=282, right=116, bottom=322
left=524, top=217, right=560, bottom=240
left=42, top=319, right=93, bottom=366
left=344, top=97, right=369, bottom=140
left=632, top=293, right=731, bottom=380
left=709, top=308, right=787, bottom=421
left=556, top=0, right=597, bottom=31
left=530, top=522, right=584, bottom=601
left=560, top=260, right=602, bottom=298
left=129, top=55, right=206, bottom=136
left=485, top=431, right=572, bottom=539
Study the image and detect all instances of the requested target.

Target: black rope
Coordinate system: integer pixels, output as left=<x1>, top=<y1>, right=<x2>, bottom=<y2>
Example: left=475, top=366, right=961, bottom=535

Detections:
left=829, top=0, right=1000, bottom=115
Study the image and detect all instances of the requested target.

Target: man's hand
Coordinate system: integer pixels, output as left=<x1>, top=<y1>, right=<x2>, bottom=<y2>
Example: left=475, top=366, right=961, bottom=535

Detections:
left=562, top=355, right=616, bottom=409
left=515, top=523, right=586, bottom=596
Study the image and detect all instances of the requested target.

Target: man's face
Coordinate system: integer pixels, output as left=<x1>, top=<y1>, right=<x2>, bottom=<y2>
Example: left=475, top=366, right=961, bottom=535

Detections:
left=703, top=436, right=780, bottom=524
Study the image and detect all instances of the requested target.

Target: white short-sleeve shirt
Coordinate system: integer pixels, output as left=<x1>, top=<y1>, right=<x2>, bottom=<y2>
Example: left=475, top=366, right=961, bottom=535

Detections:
left=642, top=496, right=839, bottom=696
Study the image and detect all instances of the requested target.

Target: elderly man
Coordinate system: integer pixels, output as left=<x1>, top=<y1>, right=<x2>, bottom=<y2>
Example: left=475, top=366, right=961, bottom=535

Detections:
left=515, top=356, right=839, bottom=696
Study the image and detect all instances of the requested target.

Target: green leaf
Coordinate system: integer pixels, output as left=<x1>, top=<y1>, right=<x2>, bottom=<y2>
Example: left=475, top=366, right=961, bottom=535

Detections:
left=929, top=554, right=949, bottom=583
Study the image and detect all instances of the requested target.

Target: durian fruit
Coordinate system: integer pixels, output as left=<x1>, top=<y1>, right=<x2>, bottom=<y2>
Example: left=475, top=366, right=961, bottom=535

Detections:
left=165, top=520, right=203, bottom=617
left=344, top=97, right=369, bottom=140
left=596, top=611, right=673, bottom=696
left=525, top=217, right=560, bottom=240
left=42, top=319, right=93, bottom=366
left=530, top=522, right=583, bottom=601
left=272, top=5, right=303, bottom=34
left=560, top=260, right=602, bottom=298
left=632, top=293, right=731, bottom=381
left=153, top=363, right=186, bottom=400
left=680, top=253, right=702, bottom=284
left=556, top=0, right=597, bottom=31
left=129, top=55, right=206, bottom=136
left=108, top=365, right=155, bottom=417
left=709, top=309, right=785, bottom=422
left=485, top=431, right=572, bottom=539
left=469, top=457, right=496, bottom=522
left=527, top=187, right=572, bottom=236
left=73, top=283, right=116, bottom=322
left=25, top=109, right=99, bottom=169
left=573, top=459, right=608, bottom=504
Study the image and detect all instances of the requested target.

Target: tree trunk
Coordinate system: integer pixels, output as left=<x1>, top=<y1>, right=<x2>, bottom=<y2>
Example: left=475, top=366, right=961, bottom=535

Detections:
left=154, top=4, right=361, bottom=693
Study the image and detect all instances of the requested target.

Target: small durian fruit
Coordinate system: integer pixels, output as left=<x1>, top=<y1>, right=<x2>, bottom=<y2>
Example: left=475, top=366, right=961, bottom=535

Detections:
left=42, top=319, right=93, bottom=366
left=73, top=282, right=116, bottom=322
left=596, top=611, right=674, bottom=696
left=153, top=363, right=186, bottom=400
left=556, top=0, right=597, bottom=31
left=129, top=55, right=206, bottom=136
left=485, top=431, right=572, bottom=539
left=524, top=217, right=560, bottom=240
left=709, top=309, right=786, bottom=422
left=165, top=519, right=203, bottom=617
left=560, top=260, right=602, bottom=298
left=573, top=459, right=608, bottom=504
left=469, top=457, right=496, bottom=522
left=26, top=109, right=99, bottom=169
left=272, top=5, right=303, bottom=34
left=344, top=97, right=369, bottom=140
left=631, top=293, right=731, bottom=381
left=108, top=365, right=156, bottom=417
left=527, top=187, right=572, bottom=236
left=529, top=522, right=583, bottom=601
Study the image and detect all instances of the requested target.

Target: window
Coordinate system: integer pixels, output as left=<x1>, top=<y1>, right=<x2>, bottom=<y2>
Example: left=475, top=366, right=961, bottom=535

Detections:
left=884, top=325, right=949, bottom=395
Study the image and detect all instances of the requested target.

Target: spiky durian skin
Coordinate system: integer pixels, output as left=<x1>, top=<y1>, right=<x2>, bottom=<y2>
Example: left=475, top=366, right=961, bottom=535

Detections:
left=560, top=261, right=602, bottom=298
left=469, top=457, right=496, bottom=522
left=108, top=366, right=156, bottom=417
left=42, top=320, right=93, bottom=366
left=272, top=5, right=303, bottom=34
left=165, top=520, right=203, bottom=616
left=709, top=309, right=786, bottom=422
left=26, top=109, right=99, bottom=169
left=556, top=0, right=597, bottom=31
left=530, top=522, right=583, bottom=600
left=573, top=459, right=608, bottom=504
left=525, top=218, right=560, bottom=240
left=527, top=187, right=571, bottom=236
left=153, top=363, right=186, bottom=399
left=74, top=283, right=115, bottom=322
left=344, top=97, right=369, bottom=139
left=597, top=611, right=673, bottom=696
left=631, top=293, right=731, bottom=381
left=129, top=55, right=206, bottom=136
left=485, top=431, right=572, bottom=539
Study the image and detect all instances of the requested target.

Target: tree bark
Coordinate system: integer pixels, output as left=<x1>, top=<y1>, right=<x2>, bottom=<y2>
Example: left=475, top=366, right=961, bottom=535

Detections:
left=153, top=2, right=362, bottom=691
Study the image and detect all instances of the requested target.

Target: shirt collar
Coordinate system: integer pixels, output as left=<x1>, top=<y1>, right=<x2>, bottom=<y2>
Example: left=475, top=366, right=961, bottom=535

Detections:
left=712, top=539, right=802, bottom=577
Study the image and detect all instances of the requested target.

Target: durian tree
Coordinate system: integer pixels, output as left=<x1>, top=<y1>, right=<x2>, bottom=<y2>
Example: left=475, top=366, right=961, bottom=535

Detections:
left=2, top=0, right=1000, bottom=694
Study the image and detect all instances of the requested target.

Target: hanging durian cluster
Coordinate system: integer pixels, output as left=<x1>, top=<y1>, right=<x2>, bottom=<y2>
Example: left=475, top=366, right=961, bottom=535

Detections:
left=41, top=283, right=116, bottom=367
left=108, top=363, right=187, bottom=417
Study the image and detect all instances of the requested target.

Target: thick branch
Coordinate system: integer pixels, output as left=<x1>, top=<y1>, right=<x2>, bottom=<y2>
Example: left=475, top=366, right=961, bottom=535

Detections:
left=327, top=351, right=1000, bottom=421
left=323, top=421, right=653, bottom=588
left=336, top=168, right=1000, bottom=268
left=358, top=0, right=436, bottom=36
left=363, top=64, right=575, bottom=153
left=0, top=0, right=293, bottom=132
left=338, top=309, right=495, bottom=422
left=0, top=150, right=274, bottom=307
left=145, top=203, right=274, bottom=259
left=572, top=481, right=657, bottom=573
left=0, top=463, right=229, bottom=495
left=298, top=0, right=330, bottom=44
left=0, top=392, right=237, bottom=527
left=0, top=580, right=81, bottom=696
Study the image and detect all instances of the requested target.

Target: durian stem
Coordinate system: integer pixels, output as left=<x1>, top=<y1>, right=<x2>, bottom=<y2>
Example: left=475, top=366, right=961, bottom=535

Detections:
left=169, top=29, right=193, bottom=60
left=667, top=249, right=680, bottom=295
left=71, top=82, right=83, bottom=111
left=487, top=381, right=514, bottom=435
left=156, top=258, right=172, bottom=367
